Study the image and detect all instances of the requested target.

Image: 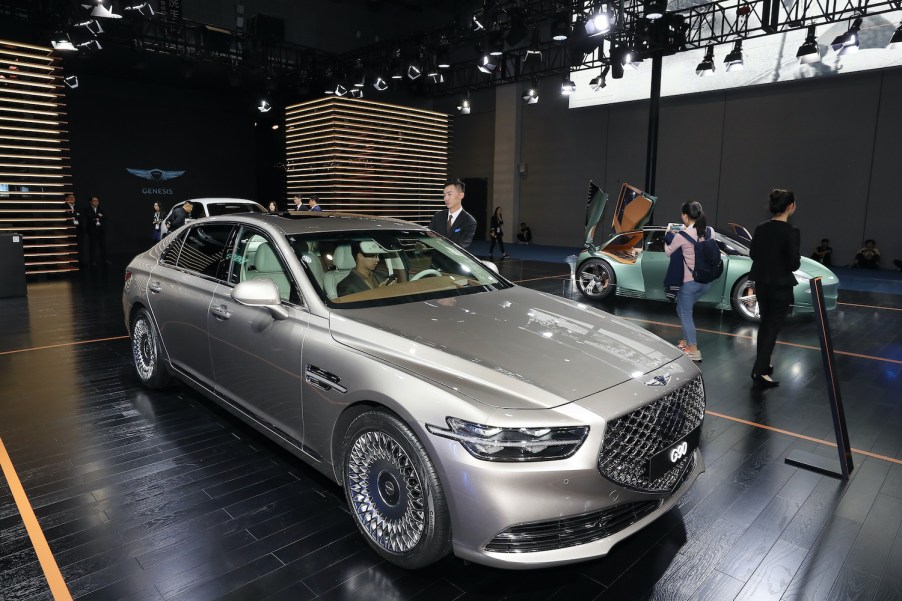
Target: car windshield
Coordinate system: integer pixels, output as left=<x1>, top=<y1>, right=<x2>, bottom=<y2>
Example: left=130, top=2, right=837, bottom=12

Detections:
left=288, top=229, right=510, bottom=308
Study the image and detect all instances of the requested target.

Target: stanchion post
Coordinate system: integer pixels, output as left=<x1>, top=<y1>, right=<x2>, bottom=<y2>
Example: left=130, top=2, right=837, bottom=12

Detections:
left=784, top=276, right=854, bottom=479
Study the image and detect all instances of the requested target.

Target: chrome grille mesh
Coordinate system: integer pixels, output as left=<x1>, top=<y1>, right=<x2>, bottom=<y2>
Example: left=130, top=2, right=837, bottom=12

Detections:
left=598, top=376, right=705, bottom=492
left=485, top=500, right=662, bottom=553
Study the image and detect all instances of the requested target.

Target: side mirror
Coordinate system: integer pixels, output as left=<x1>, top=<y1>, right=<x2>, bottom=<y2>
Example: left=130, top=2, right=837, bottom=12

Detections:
left=481, top=260, right=499, bottom=274
left=231, top=279, right=288, bottom=320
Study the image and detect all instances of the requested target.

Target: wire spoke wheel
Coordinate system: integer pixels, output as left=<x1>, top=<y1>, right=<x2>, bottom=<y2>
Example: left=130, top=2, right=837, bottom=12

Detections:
left=132, top=317, right=156, bottom=381
left=347, top=430, right=426, bottom=553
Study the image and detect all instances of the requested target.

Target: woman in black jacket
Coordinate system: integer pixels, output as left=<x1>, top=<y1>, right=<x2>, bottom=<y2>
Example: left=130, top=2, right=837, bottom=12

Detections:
left=489, top=207, right=509, bottom=259
left=748, top=189, right=800, bottom=388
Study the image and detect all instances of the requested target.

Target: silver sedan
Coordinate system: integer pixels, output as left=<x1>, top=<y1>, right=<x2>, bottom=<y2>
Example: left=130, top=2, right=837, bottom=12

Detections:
left=122, top=212, right=706, bottom=569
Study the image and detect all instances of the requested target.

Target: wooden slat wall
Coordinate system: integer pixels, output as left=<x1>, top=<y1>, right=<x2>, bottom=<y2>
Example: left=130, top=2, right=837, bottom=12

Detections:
left=284, top=97, right=449, bottom=226
left=0, top=39, right=74, bottom=276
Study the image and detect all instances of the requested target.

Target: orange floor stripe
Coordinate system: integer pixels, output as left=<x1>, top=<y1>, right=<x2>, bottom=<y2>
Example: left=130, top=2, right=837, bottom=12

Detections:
left=0, top=437, right=73, bottom=600
left=0, top=335, right=129, bottom=356
left=837, top=301, right=902, bottom=312
left=623, top=316, right=902, bottom=365
left=705, top=410, right=902, bottom=466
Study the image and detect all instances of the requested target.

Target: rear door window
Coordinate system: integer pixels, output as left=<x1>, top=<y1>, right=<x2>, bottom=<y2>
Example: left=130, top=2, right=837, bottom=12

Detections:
left=176, top=224, right=235, bottom=280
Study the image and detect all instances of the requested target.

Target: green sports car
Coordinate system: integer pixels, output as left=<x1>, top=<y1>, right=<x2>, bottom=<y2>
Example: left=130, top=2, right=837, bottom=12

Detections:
left=573, top=183, right=839, bottom=322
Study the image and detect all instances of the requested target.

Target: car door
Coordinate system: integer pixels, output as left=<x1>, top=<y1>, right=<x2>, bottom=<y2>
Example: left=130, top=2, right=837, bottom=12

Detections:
left=207, top=226, right=308, bottom=444
left=639, top=230, right=669, bottom=300
left=146, top=223, right=235, bottom=388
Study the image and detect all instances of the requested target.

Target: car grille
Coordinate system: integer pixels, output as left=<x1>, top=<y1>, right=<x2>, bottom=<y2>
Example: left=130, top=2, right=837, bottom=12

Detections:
left=597, top=376, right=705, bottom=493
left=485, top=500, right=663, bottom=553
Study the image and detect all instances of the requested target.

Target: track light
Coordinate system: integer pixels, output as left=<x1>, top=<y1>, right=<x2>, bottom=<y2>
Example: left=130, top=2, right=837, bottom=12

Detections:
left=473, top=11, right=485, bottom=31
left=391, top=49, right=403, bottom=79
left=831, top=17, right=862, bottom=56
left=436, top=45, right=451, bottom=69
left=124, top=2, right=154, bottom=17
left=696, top=45, right=715, bottom=76
left=430, top=72, right=445, bottom=84
left=63, top=75, right=79, bottom=89
left=889, top=21, right=902, bottom=49
left=407, top=64, right=422, bottom=79
left=560, top=75, right=576, bottom=95
left=258, top=99, right=271, bottom=113
left=796, top=25, right=821, bottom=64
left=589, top=66, right=609, bottom=90
left=457, top=93, right=471, bottom=114
left=477, top=52, right=497, bottom=74
left=551, top=12, right=571, bottom=42
left=350, top=88, right=364, bottom=98
left=523, top=29, right=542, bottom=67
left=76, top=19, right=104, bottom=36
left=373, top=76, right=388, bottom=91
left=522, top=80, right=539, bottom=104
left=619, top=46, right=642, bottom=70
left=724, top=40, right=743, bottom=72
left=585, top=4, right=614, bottom=37
left=88, top=1, right=121, bottom=19
left=334, top=83, right=348, bottom=96
left=644, top=0, right=667, bottom=20
left=77, top=39, right=102, bottom=51
left=51, top=34, right=77, bottom=52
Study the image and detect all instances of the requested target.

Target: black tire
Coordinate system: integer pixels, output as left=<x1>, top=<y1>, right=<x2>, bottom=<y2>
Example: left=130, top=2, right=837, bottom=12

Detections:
left=130, top=308, right=171, bottom=388
left=730, top=275, right=761, bottom=322
left=577, top=258, right=616, bottom=300
left=342, top=410, right=451, bottom=569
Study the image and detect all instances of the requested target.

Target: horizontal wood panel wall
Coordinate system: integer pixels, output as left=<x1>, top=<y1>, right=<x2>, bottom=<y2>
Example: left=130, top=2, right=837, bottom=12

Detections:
left=285, top=97, right=449, bottom=225
left=0, top=39, right=74, bottom=276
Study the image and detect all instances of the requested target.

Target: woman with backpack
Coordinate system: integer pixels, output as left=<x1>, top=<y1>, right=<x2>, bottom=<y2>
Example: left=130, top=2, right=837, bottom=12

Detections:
left=664, top=201, right=714, bottom=362
left=748, top=189, right=800, bottom=389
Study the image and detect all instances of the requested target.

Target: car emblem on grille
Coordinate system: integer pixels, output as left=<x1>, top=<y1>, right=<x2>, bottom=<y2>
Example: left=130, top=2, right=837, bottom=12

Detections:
left=645, top=373, right=671, bottom=386
left=669, top=442, right=689, bottom=462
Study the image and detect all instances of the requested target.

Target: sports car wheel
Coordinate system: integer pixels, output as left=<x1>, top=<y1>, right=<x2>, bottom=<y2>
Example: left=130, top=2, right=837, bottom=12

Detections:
left=731, top=275, right=761, bottom=322
left=342, top=411, right=451, bottom=569
left=130, top=308, right=170, bottom=388
left=577, top=258, right=616, bottom=300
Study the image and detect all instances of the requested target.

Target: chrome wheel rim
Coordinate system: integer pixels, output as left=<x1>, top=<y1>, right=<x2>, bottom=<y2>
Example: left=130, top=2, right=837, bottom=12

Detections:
left=736, top=280, right=759, bottom=320
left=132, top=317, right=156, bottom=381
left=347, top=430, right=425, bottom=553
left=578, top=262, right=610, bottom=297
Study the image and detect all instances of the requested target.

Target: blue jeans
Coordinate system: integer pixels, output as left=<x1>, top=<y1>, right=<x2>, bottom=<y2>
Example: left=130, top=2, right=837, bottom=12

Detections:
left=676, top=280, right=710, bottom=346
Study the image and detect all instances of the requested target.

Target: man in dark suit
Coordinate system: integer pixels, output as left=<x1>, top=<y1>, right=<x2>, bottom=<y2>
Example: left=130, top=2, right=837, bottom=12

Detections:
left=429, top=179, right=477, bottom=248
left=85, top=195, right=106, bottom=268
left=63, top=192, right=85, bottom=267
left=166, top=200, right=193, bottom=234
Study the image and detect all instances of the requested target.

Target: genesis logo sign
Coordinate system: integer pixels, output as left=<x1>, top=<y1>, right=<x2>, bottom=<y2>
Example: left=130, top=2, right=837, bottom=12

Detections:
left=126, top=167, right=186, bottom=195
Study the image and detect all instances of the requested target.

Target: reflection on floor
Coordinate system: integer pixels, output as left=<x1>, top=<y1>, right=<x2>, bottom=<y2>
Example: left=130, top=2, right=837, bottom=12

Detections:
left=0, top=258, right=900, bottom=601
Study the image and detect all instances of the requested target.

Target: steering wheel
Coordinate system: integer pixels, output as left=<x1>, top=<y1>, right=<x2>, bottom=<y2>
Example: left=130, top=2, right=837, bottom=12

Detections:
left=411, top=269, right=442, bottom=281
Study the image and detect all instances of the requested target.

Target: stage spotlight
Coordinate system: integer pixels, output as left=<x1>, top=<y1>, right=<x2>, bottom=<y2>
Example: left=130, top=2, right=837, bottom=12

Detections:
left=407, top=64, right=422, bottom=80
left=585, top=4, right=614, bottom=37
left=724, top=40, right=744, bottom=72
left=489, top=31, right=504, bottom=57
left=551, top=12, right=571, bottom=42
left=589, top=66, right=609, bottom=91
left=522, top=80, right=539, bottom=104
left=75, top=19, right=104, bottom=36
left=477, top=52, right=497, bottom=74
left=63, top=75, right=79, bottom=89
left=696, top=45, right=715, bottom=76
left=560, top=75, right=576, bottom=95
left=644, top=0, right=667, bottom=20
left=88, top=1, right=121, bottom=19
left=430, top=72, right=445, bottom=84
left=271, top=124, right=279, bottom=130
left=77, top=39, right=102, bottom=51
left=796, top=25, right=821, bottom=63
left=51, top=34, right=77, bottom=52
left=373, top=76, right=388, bottom=91
left=831, top=17, right=862, bottom=56
left=436, top=45, right=451, bottom=69
left=523, top=29, right=542, bottom=67
left=391, top=49, right=403, bottom=79
left=457, top=96, right=471, bottom=115
left=619, top=46, right=642, bottom=70
left=334, top=83, right=348, bottom=96
left=473, top=11, right=485, bottom=31
left=888, top=21, right=902, bottom=49
left=350, top=88, right=364, bottom=98
left=124, top=2, right=154, bottom=17
left=258, top=99, right=272, bottom=113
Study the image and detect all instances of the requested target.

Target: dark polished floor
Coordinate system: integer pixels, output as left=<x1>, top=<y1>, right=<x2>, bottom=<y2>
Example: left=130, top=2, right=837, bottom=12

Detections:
left=1, top=255, right=900, bottom=601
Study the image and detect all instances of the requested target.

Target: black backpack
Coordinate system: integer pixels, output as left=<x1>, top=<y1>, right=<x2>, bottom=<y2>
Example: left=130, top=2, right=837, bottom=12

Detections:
left=680, top=228, right=724, bottom=284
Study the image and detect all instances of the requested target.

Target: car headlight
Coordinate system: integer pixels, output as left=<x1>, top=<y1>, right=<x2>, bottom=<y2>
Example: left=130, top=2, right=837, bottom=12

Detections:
left=426, top=417, right=589, bottom=462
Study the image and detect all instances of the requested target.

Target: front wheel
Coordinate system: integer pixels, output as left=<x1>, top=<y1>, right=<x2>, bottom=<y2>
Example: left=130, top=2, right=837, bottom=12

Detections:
left=731, top=275, right=761, bottom=322
left=577, top=258, right=616, bottom=300
left=342, top=411, right=451, bottom=569
left=130, top=308, right=170, bottom=388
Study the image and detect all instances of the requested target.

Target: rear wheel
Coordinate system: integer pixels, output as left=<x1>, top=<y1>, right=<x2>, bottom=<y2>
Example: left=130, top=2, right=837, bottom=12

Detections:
left=731, top=275, right=761, bottom=322
left=342, top=410, right=451, bottom=569
left=577, top=258, right=616, bottom=300
left=130, top=308, right=170, bottom=388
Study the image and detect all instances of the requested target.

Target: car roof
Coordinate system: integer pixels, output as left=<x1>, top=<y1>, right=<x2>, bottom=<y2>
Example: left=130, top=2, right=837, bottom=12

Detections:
left=179, top=198, right=259, bottom=206
left=204, top=211, right=429, bottom=235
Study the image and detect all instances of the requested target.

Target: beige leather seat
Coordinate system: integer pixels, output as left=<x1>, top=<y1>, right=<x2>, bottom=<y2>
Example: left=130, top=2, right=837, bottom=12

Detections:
left=324, top=244, right=355, bottom=299
left=246, top=242, right=291, bottom=300
left=300, top=242, right=326, bottom=292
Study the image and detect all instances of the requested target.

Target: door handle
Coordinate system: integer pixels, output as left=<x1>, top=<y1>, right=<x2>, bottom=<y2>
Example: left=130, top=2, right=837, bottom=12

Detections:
left=210, top=305, right=231, bottom=320
left=148, top=282, right=162, bottom=294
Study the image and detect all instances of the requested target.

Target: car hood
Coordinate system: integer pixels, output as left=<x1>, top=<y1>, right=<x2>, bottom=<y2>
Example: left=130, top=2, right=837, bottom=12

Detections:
left=329, top=287, right=683, bottom=409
